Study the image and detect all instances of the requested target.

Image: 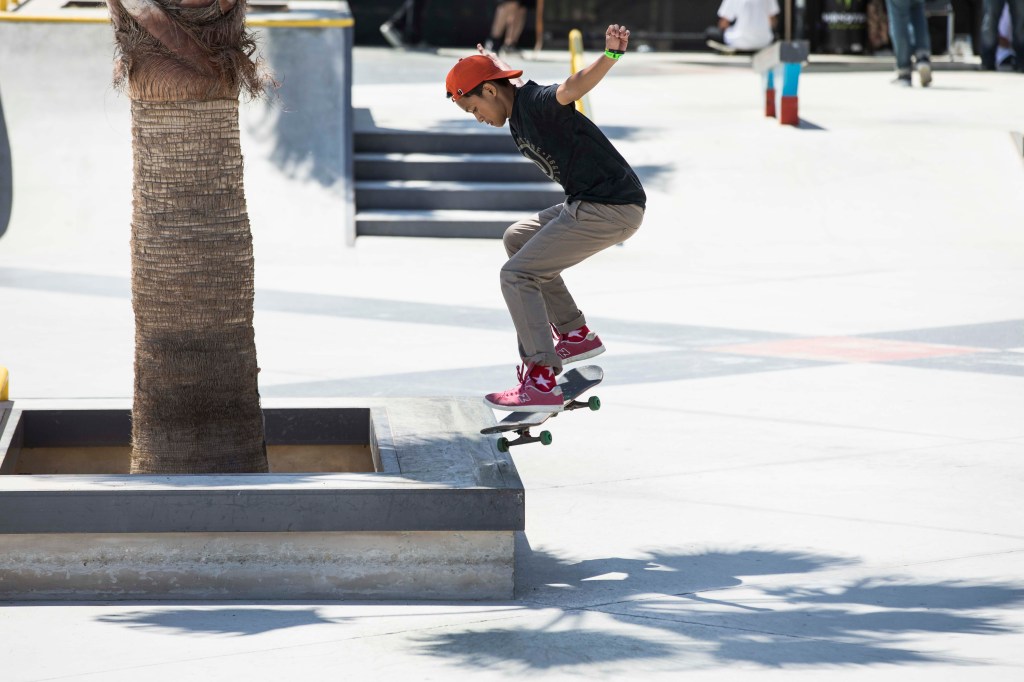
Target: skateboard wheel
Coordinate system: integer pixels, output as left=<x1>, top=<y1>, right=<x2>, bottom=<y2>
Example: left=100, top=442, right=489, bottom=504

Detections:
left=540, top=431, right=553, bottom=446
left=497, top=437, right=510, bottom=453
left=588, top=396, right=601, bottom=411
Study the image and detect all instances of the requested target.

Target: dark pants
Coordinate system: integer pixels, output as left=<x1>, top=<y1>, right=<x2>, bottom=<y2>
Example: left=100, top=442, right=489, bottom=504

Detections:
left=980, top=0, right=1024, bottom=71
left=886, top=0, right=931, bottom=74
left=387, top=0, right=429, bottom=45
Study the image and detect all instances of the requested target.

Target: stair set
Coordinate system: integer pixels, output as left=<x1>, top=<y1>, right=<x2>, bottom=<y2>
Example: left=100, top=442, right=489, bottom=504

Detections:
left=354, top=127, right=566, bottom=239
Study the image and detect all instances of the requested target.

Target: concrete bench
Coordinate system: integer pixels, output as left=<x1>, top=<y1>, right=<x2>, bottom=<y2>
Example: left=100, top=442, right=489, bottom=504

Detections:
left=753, top=40, right=810, bottom=126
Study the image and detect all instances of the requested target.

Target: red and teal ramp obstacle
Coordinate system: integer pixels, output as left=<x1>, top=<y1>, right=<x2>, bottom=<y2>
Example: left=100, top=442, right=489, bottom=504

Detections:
left=753, top=41, right=810, bottom=126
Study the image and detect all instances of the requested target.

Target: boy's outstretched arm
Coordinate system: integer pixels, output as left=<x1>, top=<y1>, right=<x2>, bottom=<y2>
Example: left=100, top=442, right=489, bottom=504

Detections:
left=556, top=24, right=630, bottom=106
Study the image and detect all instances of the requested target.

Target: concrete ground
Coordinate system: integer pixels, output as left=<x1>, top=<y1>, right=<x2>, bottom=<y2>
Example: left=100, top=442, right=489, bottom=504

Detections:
left=2, top=42, right=1024, bottom=680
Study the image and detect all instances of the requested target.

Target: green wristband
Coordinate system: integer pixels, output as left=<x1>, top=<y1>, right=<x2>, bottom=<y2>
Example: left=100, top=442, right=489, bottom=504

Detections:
left=604, top=49, right=623, bottom=60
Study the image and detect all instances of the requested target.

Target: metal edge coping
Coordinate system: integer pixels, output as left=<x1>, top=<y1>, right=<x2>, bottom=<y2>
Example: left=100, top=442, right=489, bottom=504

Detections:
left=369, top=406, right=401, bottom=475
left=0, top=487, right=526, bottom=533
left=0, top=404, right=19, bottom=474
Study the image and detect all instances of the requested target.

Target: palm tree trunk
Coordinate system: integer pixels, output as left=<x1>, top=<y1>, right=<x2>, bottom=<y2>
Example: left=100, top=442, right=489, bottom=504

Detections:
left=130, top=99, right=267, bottom=473
left=108, top=0, right=269, bottom=473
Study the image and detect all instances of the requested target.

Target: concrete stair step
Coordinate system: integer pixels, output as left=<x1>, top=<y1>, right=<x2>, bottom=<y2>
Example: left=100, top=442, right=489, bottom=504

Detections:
left=355, top=130, right=517, bottom=155
left=355, top=180, right=565, bottom=211
left=356, top=209, right=525, bottom=239
left=354, top=153, right=547, bottom=183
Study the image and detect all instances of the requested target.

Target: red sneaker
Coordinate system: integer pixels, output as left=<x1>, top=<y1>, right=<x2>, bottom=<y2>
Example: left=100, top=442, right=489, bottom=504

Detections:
left=555, top=325, right=605, bottom=364
left=484, top=364, right=564, bottom=413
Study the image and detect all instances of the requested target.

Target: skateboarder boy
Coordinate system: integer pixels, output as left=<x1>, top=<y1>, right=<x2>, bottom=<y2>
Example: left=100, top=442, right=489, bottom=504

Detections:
left=444, top=23, right=646, bottom=413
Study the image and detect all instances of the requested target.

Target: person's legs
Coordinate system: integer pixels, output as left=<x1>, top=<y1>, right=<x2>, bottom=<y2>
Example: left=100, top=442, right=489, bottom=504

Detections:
left=887, top=0, right=914, bottom=79
left=505, top=218, right=605, bottom=365
left=489, top=1, right=516, bottom=49
left=381, top=0, right=415, bottom=48
left=405, top=0, right=428, bottom=45
left=1010, top=0, right=1024, bottom=71
left=980, top=0, right=1007, bottom=69
left=386, top=0, right=411, bottom=26
left=503, top=206, right=588, bottom=340
left=505, top=3, right=528, bottom=49
left=500, top=201, right=642, bottom=373
left=908, top=0, right=932, bottom=56
left=908, top=0, right=933, bottom=85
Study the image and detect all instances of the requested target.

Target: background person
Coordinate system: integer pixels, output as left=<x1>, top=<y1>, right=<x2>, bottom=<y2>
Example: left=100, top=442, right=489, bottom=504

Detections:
left=706, top=0, right=780, bottom=53
left=485, top=0, right=535, bottom=55
left=380, top=0, right=430, bottom=49
left=991, top=2, right=1021, bottom=69
left=885, top=0, right=933, bottom=86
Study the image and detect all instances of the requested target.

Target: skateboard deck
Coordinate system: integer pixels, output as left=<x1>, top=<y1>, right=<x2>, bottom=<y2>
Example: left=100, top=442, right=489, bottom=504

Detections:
left=705, top=39, right=758, bottom=56
left=705, top=39, right=737, bottom=55
left=481, top=365, right=603, bottom=451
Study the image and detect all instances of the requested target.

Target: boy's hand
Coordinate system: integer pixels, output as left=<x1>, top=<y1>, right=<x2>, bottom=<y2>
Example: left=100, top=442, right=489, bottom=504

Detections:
left=476, top=43, right=525, bottom=87
left=605, top=24, right=630, bottom=52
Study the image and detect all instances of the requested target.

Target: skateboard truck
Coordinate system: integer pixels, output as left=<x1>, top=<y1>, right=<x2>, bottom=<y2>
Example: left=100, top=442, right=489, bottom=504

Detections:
left=566, top=395, right=601, bottom=412
left=494, top=394, right=602, bottom=452
left=497, top=428, right=554, bottom=453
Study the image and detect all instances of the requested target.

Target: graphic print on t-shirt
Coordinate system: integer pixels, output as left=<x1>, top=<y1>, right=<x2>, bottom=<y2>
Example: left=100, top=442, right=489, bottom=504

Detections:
left=512, top=133, right=561, bottom=185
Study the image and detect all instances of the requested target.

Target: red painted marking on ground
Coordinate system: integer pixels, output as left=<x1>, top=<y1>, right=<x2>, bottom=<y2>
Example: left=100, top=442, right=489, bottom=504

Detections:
left=707, top=337, right=991, bottom=363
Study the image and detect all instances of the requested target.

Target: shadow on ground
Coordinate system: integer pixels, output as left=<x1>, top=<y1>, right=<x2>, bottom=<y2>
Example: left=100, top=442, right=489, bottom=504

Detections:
left=76, top=536, right=1024, bottom=672
left=411, top=541, right=1024, bottom=671
left=96, top=607, right=345, bottom=636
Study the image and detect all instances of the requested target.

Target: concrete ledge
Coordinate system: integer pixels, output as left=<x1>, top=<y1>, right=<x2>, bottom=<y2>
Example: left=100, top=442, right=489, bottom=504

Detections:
left=0, top=531, right=513, bottom=600
left=0, top=397, right=522, bottom=600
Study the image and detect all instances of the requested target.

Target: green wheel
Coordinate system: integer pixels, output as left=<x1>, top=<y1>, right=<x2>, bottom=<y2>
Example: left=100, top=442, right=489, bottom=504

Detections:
left=588, top=395, right=601, bottom=411
left=540, top=431, right=553, bottom=446
left=497, top=437, right=510, bottom=453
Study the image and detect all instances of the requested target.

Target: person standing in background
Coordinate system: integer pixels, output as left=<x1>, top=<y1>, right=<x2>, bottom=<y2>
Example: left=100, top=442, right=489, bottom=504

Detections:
left=706, top=0, right=779, bottom=53
left=885, top=0, right=933, bottom=87
left=980, top=0, right=1024, bottom=71
left=380, top=0, right=430, bottom=49
left=996, top=5, right=1018, bottom=68
left=485, top=0, right=535, bottom=56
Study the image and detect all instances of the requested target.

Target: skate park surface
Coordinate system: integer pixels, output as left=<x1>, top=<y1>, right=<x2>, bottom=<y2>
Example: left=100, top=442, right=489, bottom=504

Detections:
left=2, top=27, right=1024, bottom=681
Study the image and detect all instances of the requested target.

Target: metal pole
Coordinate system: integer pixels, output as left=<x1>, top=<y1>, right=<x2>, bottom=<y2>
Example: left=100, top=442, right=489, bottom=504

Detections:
left=568, top=29, right=591, bottom=118
left=785, top=0, right=793, bottom=41
left=534, top=0, right=545, bottom=51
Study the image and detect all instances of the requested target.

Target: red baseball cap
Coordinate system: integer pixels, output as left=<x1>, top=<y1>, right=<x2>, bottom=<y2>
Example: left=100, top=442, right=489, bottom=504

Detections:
left=445, top=55, right=523, bottom=100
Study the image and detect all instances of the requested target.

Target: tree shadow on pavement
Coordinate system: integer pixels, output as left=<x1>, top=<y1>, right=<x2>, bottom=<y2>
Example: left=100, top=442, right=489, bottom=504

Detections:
left=96, top=607, right=345, bottom=637
left=413, top=539, right=1024, bottom=672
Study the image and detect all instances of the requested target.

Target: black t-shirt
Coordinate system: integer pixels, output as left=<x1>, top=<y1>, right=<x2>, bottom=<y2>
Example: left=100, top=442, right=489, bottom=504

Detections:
left=509, top=81, right=646, bottom=208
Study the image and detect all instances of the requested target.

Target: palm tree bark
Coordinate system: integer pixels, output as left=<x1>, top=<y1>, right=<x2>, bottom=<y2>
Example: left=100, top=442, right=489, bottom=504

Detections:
left=108, top=0, right=269, bottom=473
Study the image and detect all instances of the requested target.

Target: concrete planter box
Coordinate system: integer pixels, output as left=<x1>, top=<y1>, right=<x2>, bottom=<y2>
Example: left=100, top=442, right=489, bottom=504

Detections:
left=0, top=398, right=523, bottom=601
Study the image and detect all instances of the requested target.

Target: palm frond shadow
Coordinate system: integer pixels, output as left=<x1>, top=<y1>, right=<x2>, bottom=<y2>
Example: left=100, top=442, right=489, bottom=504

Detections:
left=97, top=607, right=345, bottom=636
left=412, top=541, right=1024, bottom=671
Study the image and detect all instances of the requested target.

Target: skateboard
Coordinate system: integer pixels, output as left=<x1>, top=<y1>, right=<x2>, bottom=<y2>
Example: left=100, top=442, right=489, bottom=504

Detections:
left=481, top=365, right=603, bottom=452
left=705, top=40, right=759, bottom=56
left=705, top=39, right=738, bottom=55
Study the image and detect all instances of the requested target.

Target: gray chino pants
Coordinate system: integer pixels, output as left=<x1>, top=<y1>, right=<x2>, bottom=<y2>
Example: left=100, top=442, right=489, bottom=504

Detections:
left=501, top=199, right=644, bottom=372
